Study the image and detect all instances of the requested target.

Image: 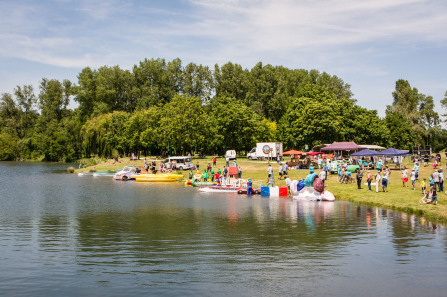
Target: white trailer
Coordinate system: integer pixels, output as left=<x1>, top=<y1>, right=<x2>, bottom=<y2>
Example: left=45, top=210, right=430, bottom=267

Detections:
left=247, top=142, right=283, bottom=160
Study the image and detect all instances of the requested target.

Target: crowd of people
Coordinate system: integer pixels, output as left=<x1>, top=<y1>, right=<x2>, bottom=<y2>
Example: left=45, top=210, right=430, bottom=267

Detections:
left=188, top=159, right=243, bottom=186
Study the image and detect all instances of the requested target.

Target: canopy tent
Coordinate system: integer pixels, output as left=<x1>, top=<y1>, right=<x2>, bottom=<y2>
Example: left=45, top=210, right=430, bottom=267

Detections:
left=283, top=150, right=304, bottom=155
left=321, top=142, right=365, bottom=152
left=359, top=144, right=386, bottom=151
left=305, top=152, right=325, bottom=156
left=380, top=148, right=410, bottom=156
left=379, top=148, right=410, bottom=169
left=350, top=149, right=382, bottom=157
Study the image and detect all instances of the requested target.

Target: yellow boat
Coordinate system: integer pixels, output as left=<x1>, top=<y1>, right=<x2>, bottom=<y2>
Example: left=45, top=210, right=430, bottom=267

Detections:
left=135, top=173, right=183, bottom=182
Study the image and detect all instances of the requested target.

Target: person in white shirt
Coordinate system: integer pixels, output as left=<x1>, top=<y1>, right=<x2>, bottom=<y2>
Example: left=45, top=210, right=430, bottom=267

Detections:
left=319, top=170, right=326, bottom=187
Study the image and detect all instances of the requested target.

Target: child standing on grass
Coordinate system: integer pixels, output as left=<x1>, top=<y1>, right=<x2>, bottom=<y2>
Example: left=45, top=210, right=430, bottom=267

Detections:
left=410, top=169, right=416, bottom=190
left=401, top=166, right=408, bottom=187
left=421, top=178, right=427, bottom=194
left=430, top=186, right=438, bottom=205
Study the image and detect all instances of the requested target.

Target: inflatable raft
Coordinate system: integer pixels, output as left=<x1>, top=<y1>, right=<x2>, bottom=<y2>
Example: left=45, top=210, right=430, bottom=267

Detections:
left=135, top=173, right=183, bottom=182
left=293, top=187, right=335, bottom=201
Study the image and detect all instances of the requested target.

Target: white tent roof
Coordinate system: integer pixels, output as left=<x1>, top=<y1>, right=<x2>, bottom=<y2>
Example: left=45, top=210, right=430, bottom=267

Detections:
left=359, top=144, right=386, bottom=151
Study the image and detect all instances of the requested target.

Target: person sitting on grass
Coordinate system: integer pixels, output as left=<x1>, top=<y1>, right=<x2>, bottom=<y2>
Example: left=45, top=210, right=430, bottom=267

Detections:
left=419, top=190, right=431, bottom=204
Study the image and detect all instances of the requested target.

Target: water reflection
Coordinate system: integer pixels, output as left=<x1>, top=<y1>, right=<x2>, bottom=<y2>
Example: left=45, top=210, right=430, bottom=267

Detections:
left=1, top=162, right=447, bottom=296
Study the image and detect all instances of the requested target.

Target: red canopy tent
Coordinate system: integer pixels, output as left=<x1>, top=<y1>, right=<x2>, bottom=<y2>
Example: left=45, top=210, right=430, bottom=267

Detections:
left=305, top=152, right=325, bottom=156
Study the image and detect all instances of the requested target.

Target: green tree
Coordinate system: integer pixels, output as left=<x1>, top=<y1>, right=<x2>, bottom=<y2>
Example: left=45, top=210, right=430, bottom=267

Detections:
left=182, top=62, right=214, bottom=103
left=207, top=96, right=270, bottom=153
left=14, top=85, right=37, bottom=138
left=157, top=95, right=206, bottom=155
left=384, top=108, right=415, bottom=150
left=279, top=85, right=387, bottom=149
left=0, top=93, right=20, bottom=137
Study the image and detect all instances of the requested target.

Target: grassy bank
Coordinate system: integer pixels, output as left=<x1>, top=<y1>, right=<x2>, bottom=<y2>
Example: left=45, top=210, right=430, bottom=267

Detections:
left=76, top=156, right=447, bottom=223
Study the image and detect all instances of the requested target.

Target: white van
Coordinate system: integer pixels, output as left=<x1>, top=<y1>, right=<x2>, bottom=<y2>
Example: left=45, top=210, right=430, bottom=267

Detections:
left=163, top=156, right=193, bottom=170
left=225, top=150, right=237, bottom=160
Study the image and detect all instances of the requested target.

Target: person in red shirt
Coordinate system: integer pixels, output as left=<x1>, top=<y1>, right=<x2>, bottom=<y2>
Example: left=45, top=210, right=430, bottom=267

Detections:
left=213, top=157, right=217, bottom=167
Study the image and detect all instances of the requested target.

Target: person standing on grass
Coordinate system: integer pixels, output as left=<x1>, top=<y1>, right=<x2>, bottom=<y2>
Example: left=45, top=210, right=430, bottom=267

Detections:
left=414, top=162, right=419, bottom=180
left=430, top=186, right=438, bottom=205
left=401, top=166, right=408, bottom=187
left=381, top=171, right=388, bottom=192
left=410, top=169, right=416, bottom=190
left=376, top=159, right=382, bottom=171
left=366, top=170, right=372, bottom=191
left=223, top=166, right=228, bottom=179
left=213, top=157, right=217, bottom=167
left=433, top=169, right=440, bottom=192
left=267, top=164, right=273, bottom=179
left=375, top=170, right=381, bottom=193
left=439, top=168, right=444, bottom=193
left=356, top=168, right=363, bottom=189
left=210, top=168, right=215, bottom=182
left=278, top=163, right=283, bottom=180
left=421, top=178, right=427, bottom=194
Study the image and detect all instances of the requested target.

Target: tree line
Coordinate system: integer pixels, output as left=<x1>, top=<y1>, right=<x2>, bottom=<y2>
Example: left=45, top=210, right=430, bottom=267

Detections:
left=1, top=58, right=446, bottom=161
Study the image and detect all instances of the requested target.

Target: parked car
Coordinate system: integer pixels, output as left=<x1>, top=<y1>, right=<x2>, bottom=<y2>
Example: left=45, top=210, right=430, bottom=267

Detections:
left=163, top=156, right=193, bottom=170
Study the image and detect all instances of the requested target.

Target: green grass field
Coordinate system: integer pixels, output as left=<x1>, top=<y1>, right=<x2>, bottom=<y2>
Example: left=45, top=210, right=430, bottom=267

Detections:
left=76, top=156, right=447, bottom=223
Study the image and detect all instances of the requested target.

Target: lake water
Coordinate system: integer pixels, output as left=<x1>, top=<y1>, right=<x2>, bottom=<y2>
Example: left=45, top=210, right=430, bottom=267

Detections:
left=1, top=162, right=447, bottom=296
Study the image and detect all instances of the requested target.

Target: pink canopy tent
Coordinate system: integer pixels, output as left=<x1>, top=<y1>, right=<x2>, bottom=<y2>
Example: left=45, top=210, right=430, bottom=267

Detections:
left=320, top=142, right=365, bottom=152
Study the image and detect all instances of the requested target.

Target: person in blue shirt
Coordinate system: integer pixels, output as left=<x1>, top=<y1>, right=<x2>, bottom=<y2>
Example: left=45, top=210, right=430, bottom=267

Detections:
left=247, top=179, right=253, bottom=195
left=413, top=163, right=419, bottom=180
left=376, top=159, right=382, bottom=171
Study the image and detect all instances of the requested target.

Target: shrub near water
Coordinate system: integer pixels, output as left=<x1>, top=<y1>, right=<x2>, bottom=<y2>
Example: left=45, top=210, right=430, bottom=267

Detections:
left=67, top=167, right=75, bottom=173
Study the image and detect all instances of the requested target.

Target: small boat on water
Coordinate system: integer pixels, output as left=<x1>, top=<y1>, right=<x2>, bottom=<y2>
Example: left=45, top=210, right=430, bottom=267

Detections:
left=190, top=180, right=217, bottom=186
left=135, top=173, right=183, bottom=182
left=78, top=170, right=119, bottom=176
left=198, top=185, right=241, bottom=193
left=93, top=170, right=121, bottom=177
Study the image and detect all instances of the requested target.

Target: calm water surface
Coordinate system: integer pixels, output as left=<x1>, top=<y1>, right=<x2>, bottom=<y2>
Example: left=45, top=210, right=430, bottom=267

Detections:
left=1, top=162, right=447, bottom=296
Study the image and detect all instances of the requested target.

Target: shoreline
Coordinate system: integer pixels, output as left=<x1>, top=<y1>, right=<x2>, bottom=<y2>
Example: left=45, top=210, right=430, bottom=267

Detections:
left=74, top=156, right=447, bottom=224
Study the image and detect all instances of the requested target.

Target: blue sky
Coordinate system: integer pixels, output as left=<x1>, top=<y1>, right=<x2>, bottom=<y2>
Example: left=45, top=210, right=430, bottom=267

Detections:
left=1, top=0, right=446, bottom=116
